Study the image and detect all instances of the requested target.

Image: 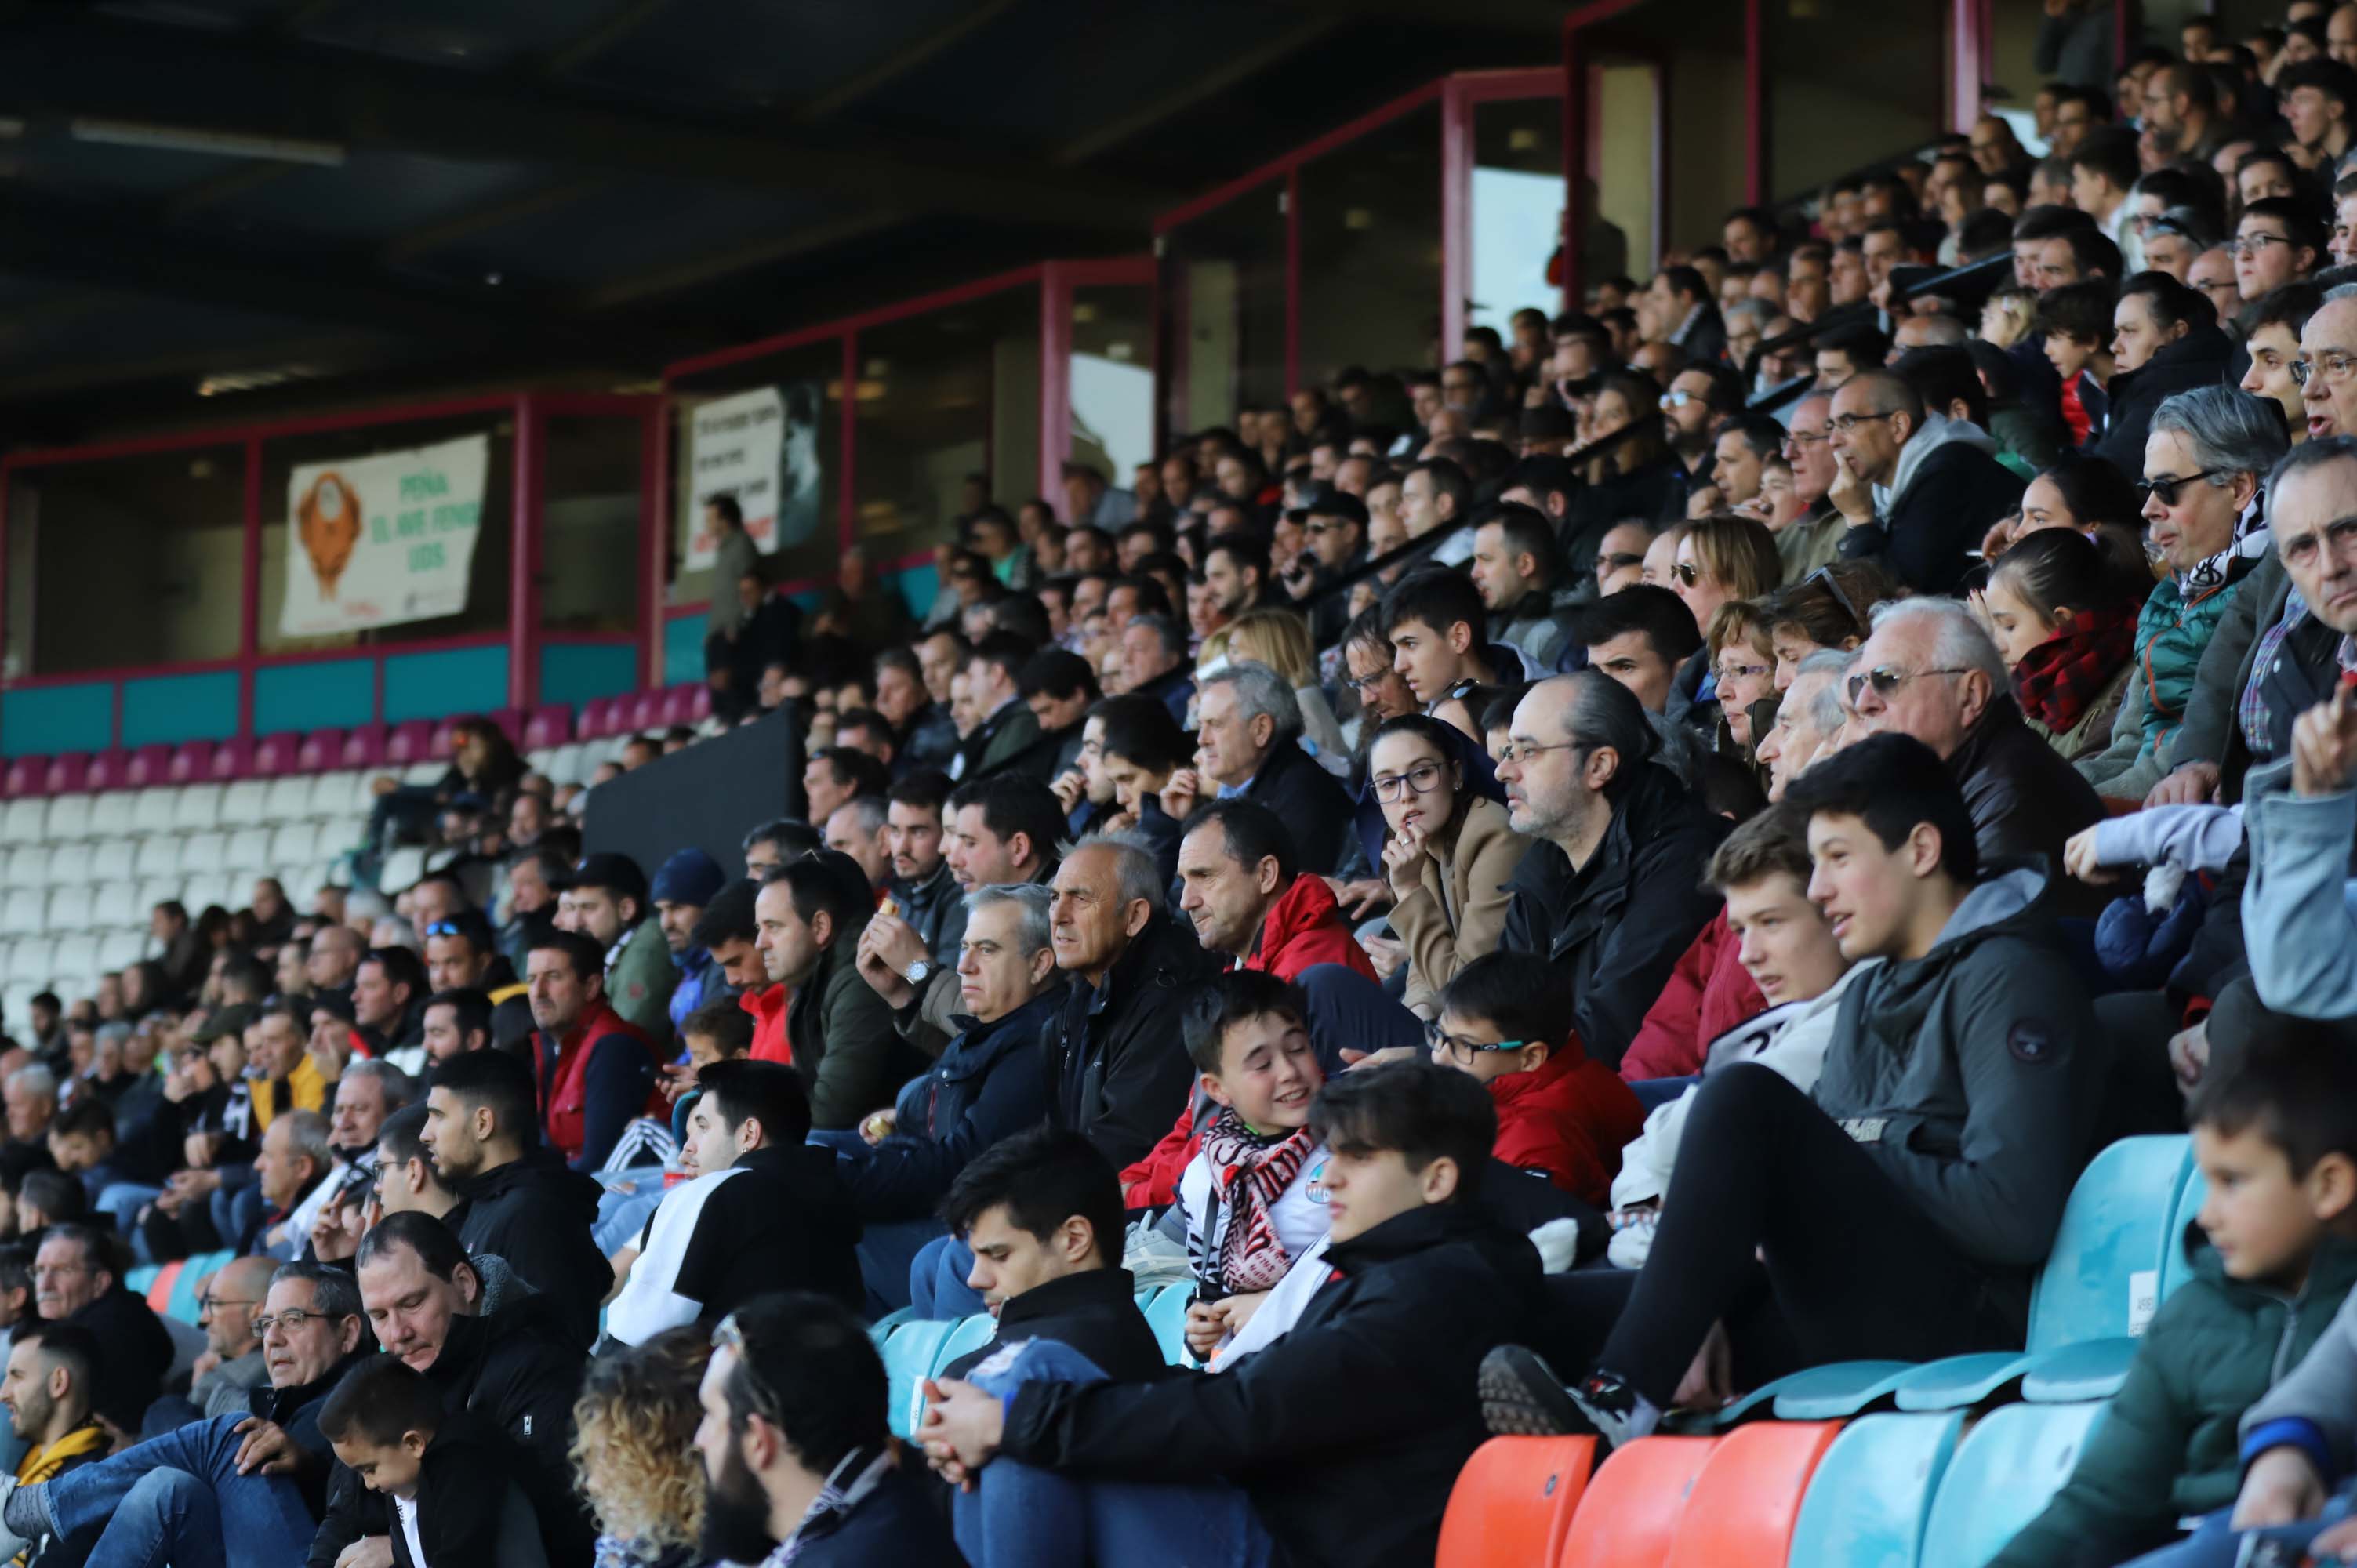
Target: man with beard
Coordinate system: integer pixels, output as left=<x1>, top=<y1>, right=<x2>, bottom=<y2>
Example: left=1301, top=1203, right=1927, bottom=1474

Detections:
left=694, top=1291, right=960, bottom=1565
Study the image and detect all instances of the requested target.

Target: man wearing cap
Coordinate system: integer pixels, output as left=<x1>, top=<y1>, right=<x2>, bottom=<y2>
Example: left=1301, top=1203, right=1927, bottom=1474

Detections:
left=651, top=848, right=731, bottom=1036
left=560, top=852, right=677, bottom=1054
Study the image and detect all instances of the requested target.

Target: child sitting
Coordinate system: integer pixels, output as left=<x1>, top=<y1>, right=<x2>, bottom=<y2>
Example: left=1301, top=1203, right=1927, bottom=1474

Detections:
left=1176, top=972, right=1332, bottom=1365
left=1992, top=1038, right=2357, bottom=1567
left=317, top=1353, right=548, bottom=1568
left=1429, top=952, right=1645, bottom=1207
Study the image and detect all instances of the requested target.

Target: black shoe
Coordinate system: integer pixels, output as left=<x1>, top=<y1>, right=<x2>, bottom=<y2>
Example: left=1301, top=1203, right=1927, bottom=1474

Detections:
left=1479, top=1345, right=1586, bottom=1437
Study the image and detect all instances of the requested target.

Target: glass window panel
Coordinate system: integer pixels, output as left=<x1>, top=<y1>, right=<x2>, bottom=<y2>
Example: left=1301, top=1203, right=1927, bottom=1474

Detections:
left=541, top=412, right=644, bottom=633
left=1298, top=103, right=1443, bottom=387
left=13, top=445, right=245, bottom=675
left=852, top=284, right=1040, bottom=559
left=1160, top=180, right=1287, bottom=437
left=1470, top=93, right=1569, bottom=338
left=256, top=412, right=514, bottom=657
left=1069, top=283, right=1155, bottom=499
left=670, top=338, right=844, bottom=601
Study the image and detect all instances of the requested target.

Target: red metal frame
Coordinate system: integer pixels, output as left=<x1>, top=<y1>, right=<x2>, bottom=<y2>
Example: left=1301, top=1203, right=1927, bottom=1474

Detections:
left=1951, top=0, right=1988, bottom=133
left=0, top=389, right=663, bottom=749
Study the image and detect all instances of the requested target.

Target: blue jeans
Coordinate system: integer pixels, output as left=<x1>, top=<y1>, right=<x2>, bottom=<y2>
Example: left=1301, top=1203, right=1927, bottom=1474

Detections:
left=594, top=1168, right=668, bottom=1254
left=47, top=1412, right=318, bottom=1568
left=1295, top=964, right=1422, bottom=1076
left=208, top=1183, right=262, bottom=1255
left=2120, top=1496, right=2356, bottom=1566
left=953, top=1338, right=1278, bottom=1568
left=910, top=1235, right=985, bottom=1319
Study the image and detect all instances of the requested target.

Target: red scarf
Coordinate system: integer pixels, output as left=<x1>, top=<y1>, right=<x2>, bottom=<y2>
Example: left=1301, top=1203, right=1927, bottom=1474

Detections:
left=2012, top=605, right=2137, bottom=733
left=1200, top=1108, right=1316, bottom=1293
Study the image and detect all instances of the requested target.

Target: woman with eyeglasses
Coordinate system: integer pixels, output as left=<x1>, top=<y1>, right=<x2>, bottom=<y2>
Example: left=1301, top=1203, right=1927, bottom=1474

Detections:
left=1977, top=527, right=2146, bottom=763
left=1704, top=603, right=1781, bottom=753
left=1365, top=715, right=1528, bottom=1021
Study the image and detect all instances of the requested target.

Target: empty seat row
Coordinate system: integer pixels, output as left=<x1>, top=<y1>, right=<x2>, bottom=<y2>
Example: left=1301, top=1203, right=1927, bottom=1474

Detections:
left=0, top=860, right=339, bottom=938
left=0, top=781, right=383, bottom=848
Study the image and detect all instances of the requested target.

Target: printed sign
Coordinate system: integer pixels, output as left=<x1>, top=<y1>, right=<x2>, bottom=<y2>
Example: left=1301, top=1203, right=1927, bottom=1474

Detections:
left=279, top=433, right=489, bottom=637
left=685, top=382, right=823, bottom=566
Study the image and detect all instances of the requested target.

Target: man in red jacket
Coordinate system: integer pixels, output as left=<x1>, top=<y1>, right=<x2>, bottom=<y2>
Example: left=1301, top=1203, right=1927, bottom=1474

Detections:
left=525, top=929, right=666, bottom=1171
left=1429, top=950, right=1644, bottom=1207
left=1122, top=800, right=1378, bottom=1206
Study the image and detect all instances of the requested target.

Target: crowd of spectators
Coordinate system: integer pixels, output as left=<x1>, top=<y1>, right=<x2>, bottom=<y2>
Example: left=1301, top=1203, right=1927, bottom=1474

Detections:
left=35, top=4, right=2357, bottom=1565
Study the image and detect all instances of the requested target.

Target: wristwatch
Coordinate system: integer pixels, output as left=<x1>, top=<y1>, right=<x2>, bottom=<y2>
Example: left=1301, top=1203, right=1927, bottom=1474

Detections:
left=904, top=959, right=935, bottom=987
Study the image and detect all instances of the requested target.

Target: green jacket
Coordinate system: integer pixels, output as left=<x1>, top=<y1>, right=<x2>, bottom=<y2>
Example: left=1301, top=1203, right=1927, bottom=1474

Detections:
left=1992, top=1229, right=2357, bottom=1568
left=2134, top=569, right=2252, bottom=761
left=604, top=918, right=677, bottom=1054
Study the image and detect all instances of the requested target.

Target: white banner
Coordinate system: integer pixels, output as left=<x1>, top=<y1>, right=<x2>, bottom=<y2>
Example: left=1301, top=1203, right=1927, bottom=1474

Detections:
left=685, top=382, right=823, bottom=567
left=279, top=434, right=489, bottom=638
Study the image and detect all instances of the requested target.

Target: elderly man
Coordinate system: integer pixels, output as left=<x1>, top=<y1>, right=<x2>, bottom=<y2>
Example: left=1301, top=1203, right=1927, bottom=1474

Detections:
left=1118, top=613, right=1194, bottom=725
left=2299, top=288, right=2357, bottom=442
left=1, top=1065, right=55, bottom=1185
left=245, top=1109, right=332, bottom=1261
left=176, top=1254, right=279, bottom=1424
left=1846, top=598, right=2105, bottom=905
left=1825, top=369, right=2021, bottom=593
left=33, top=1224, right=173, bottom=1436
left=1756, top=652, right=1851, bottom=800
left=1041, top=836, right=1223, bottom=1171
left=1158, top=662, right=1355, bottom=875
left=0, top=1262, right=370, bottom=1567
left=1495, top=672, right=1730, bottom=1070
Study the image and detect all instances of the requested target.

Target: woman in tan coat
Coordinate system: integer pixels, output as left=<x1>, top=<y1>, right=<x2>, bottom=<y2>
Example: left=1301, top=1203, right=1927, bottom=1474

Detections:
left=1367, top=714, right=1531, bottom=1020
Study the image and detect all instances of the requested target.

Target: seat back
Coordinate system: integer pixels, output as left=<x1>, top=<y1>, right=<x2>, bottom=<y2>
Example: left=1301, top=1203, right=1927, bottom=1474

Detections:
left=1437, top=1437, right=1597, bottom=1568
left=220, top=781, right=269, bottom=829
left=2159, top=1167, right=2209, bottom=1304
left=2025, top=1134, right=2191, bottom=1353
left=1146, top=1283, right=1194, bottom=1365
left=252, top=731, right=301, bottom=777
left=166, top=741, right=214, bottom=783
left=525, top=705, right=572, bottom=750
left=296, top=729, right=343, bottom=774
left=1663, top=1420, right=1842, bottom=1568
left=45, top=887, right=92, bottom=934
left=173, top=783, right=224, bottom=832
left=878, top=1320, right=957, bottom=1439
left=132, top=786, right=180, bottom=836
left=1785, top=1410, right=1965, bottom=1568
left=122, top=743, right=173, bottom=789
left=84, top=751, right=129, bottom=793
left=43, top=753, right=88, bottom=797
left=2, top=800, right=50, bottom=845
left=1558, top=1435, right=1719, bottom=1568
left=928, top=1315, right=998, bottom=1385
left=3, top=757, right=45, bottom=800
left=384, top=720, right=434, bottom=766
left=42, top=794, right=89, bottom=843
left=1918, top=1401, right=2106, bottom=1568
left=340, top=725, right=384, bottom=770
left=208, top=736, right=250, bottom=781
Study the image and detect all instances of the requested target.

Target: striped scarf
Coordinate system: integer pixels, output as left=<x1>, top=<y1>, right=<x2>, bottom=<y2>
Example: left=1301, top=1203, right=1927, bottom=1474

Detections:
left=1200, top=1108, right=1316, bottom=1293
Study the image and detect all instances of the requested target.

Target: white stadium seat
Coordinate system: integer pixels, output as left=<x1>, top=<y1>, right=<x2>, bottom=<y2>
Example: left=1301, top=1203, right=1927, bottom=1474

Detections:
left=263, top=775, right=314, bottom=823
left=380, top=845, right=427, bottom=893
left=135, top=876, right=184, bottom=916
left=91, top=882, right=136, bottom=931
left=45, top=844, right=92, bottom=889
left=132, top=787, right=180, bottom=836
left=42, top=794, right=91, bottom=842
left=45, top=886, right=93, bottom=932
left=0, top=940, right=41, bottom=983
left=225, top=829, right=273, bottom=873
left=96, top=931, right=145, bottom=973
left=219, top=779, right=269, bottom=829
left=178, top=831, right=227, bottom=877
left=0, top=891, right=45, bottom=938
left=0, top=800, right=45, bottom=845
left=269, top=822, right=319, bottom=868
left=89, top=792, right=136, bottom=839
left=51, top=935, right=97, bottom=982
left=173, top=783, right=224, bottom=831
left=133, top=837, right=180, bottom=880
left=4, top=848, right=46, bottom=890
left=92, top=840, right=135, bottom=884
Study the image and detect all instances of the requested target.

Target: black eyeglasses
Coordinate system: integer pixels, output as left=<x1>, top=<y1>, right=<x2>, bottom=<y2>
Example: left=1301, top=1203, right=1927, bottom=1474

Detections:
left=2134, top=469, right=2228, bottom=507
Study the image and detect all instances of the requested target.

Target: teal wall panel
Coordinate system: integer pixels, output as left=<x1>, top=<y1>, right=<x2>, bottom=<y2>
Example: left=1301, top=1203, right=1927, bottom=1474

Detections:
left=120, top=670, right=239, bottom=747
left=540, top=643, right=637, bottom=710
left=254, top=660, right=373, bottom=735
left=0, top=684, right=111, bottom=758
left=382, top=645, right=507, bottom=723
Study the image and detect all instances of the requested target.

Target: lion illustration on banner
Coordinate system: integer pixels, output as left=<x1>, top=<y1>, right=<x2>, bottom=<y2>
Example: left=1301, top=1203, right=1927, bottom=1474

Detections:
left=296, top=470, right=362, bottom=601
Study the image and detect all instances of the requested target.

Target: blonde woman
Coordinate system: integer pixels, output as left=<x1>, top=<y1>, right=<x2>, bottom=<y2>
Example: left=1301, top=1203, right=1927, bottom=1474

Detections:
left=1367, top=713, right=1528, bottom=1019
left=1201, top=606, right=1349, bottom=768
left=572, top=1327, right=709, bottom=1568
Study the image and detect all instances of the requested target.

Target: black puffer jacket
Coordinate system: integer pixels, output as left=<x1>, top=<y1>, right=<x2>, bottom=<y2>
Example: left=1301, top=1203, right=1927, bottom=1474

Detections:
left=449, top=1147, right=612, bottom=1350
left=1498, top=761, right=1730, bottom=1069
left=1044, top=911, right=1226, bottom=1171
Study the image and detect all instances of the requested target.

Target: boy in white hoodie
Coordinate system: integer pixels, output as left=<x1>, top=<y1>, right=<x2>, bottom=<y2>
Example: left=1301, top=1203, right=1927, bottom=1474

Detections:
left=1611, top=805, right=1867, bottom=1266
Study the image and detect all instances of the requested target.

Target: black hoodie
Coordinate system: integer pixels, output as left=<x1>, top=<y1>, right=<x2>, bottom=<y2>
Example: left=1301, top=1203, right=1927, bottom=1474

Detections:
left=999, top=1203, right=1549, bottom=1568
left=448, top=1149, right=612, bottom=1350
left=1043, top=910, right=1226, bottom=1171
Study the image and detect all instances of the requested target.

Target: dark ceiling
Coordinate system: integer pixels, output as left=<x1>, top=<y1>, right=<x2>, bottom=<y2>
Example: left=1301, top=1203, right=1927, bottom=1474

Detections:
left=0, top=0, right=1568, bottom=447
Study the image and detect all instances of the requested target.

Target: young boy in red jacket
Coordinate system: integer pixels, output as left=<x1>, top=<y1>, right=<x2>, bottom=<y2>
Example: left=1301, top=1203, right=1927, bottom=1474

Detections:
left=1429, top=951, right=1646, bottom=1207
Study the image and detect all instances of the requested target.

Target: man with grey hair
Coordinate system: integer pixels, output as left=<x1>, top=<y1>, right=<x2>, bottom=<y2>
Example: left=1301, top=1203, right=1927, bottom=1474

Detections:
left=1120, top=611, right=1195, bottom=725
left=1847, top=598, right=2105, bottom=900
left=2299, top=285, right=2357, bottom=442
left=248, top=1109, right=332, bottom=1260
left=0, top=1064, right=55, bottom=1185
left=1825, top=367, right=2022, bottom=593
left=1160, top=659, right=1355, bottom=874
left=823, top=795, right=892, bottom=891
left=1041, top=833, right=1222, bottom=1169
left=833, top=883, right=1070, bottom=1306
left=1756, top=650, right=1851, bottom=800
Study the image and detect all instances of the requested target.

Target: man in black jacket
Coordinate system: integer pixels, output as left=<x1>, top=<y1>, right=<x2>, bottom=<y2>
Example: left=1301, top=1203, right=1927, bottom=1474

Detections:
left=1826, top=368, right=2021, bottom=593
left=1480, top=736, right=2102, bottom=1450
left=935, top=1126, right=1164, bottom=1384
left=0, top=1261, right=371, bottom=1566
left=1496, top=673, right=1731, bottom=1069
left=419, top=1051, right=609, bottom=1350
left=1158, top=662, right=1355, bottom=875
left=308, top=1213, right=589, bottom=1568
left=1042, top=837, right=1226, bottom=1172
left=33, top=1225, right=173, bottom=1436
left=921, top=1062, right=1549, bottom=1568
left=2090, top=273, right=2233, bottom=478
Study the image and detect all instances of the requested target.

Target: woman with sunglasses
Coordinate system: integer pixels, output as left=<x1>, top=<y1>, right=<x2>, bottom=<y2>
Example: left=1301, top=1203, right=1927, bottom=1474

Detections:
left=1366, top=715, right=1529, bottom=1021
left=1760, top=560, right=1893, bottom=689
left=1978, top=527, right=2146, bottom=763
left=2079, top=387, right=2287, bottom=800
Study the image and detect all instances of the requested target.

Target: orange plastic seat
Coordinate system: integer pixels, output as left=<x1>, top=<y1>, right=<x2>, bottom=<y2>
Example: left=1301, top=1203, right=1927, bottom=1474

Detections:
left=144, top=1260, right=183, bottom=1314
left=1556, top=1435, right=1719, bottom=1568
left=1436, top=1436, right=1597, bottom=1567
left=1662, top=1420, right=1844, bottom=1568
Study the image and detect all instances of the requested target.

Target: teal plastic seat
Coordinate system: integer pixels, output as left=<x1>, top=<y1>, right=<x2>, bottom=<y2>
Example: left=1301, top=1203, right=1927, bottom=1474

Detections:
left=2020, top=1337, right=2137, bottom=1403
left=1784, top=1410, right=1965, bottom=1568
left=2158, top=1168, right=2208, bottom=1303
left=1765, top=1362, right=1916, bottom=1421
left=124, top=1264, right=161, bottom=1298
left=880, top=1319, right=957, bottom=1439
left=1146, top=1285, right=1196, bottom=1367
left=1917, top=1401, right=2106, bottom=1568
left=1890, top=1353, right=2033, bottom=1412
left=868, top=1306, right=917, bottom=1345
left=169, top=1250, right=233, bottom=1325
left=928, top=1313, right=999, bottom=1381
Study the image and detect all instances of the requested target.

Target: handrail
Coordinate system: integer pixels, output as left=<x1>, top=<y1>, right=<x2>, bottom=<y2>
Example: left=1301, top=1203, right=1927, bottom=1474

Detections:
left=1739, top=250, right=2014, bottom=394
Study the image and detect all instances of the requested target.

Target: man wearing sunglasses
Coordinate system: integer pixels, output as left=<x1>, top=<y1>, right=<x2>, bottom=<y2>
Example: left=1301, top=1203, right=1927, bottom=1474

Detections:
left=1825, top=368, right=2021, bottom=595
left=1843, top=597, right=2103, bottom=910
